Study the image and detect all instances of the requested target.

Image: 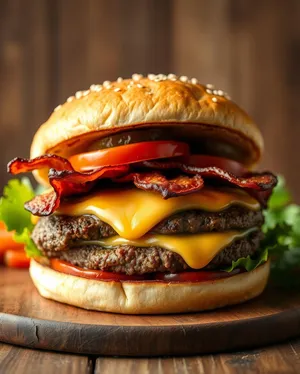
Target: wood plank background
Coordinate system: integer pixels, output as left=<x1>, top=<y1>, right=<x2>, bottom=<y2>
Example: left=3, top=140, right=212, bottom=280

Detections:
left=0, top=0, right=299, bottom=199
left=2, top=339, right=300, bottom=374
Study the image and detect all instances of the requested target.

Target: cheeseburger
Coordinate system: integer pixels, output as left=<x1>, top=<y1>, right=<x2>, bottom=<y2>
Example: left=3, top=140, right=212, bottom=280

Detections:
left=8, top=74, right=277, bottom=314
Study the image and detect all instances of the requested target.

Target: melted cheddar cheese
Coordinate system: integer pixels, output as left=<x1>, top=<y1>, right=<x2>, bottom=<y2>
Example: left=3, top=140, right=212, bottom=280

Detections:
left=57, top=187, right=259, bottom=240
left=77, top=229, right=255, bottom=269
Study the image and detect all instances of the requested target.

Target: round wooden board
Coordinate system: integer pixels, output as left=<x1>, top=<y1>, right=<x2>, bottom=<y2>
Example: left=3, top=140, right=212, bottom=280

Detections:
left=1, top=267, right=300, bottom=356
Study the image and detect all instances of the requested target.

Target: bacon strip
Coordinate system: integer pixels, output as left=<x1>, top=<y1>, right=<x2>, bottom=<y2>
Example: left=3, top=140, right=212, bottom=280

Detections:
left=117, top=172, right=204, bottom=198
left=9, top=156, right=129, bottom=216
left=142, top=160, right=277, bottom=191
left=8, top=155, right=74, bottom=174
left=8, top=155, right=277, bottom=216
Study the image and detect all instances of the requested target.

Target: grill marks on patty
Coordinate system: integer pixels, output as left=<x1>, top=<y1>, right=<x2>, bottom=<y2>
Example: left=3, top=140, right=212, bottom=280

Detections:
left=46, top=231, right=263, bottom=274
left=32, top=206, right=264, bottom=253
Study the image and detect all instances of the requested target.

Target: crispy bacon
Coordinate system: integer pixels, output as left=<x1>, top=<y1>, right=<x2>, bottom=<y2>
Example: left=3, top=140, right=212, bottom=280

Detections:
left=8, top=155, right=277, bottom=216
left=24, top=164, right=130, bottom=216
left=142, top=160, right=277, bottom=191
left=8, top=155, right=74, bottom=174
left=117, top=172, right=204, bottom=198
left=9, top=156, right=129, bottom=216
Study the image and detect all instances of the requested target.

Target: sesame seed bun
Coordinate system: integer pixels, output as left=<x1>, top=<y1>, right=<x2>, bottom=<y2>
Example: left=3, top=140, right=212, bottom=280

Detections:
left=30, top=259, right=270, bottom=315
left=30, top=74, right=264, bottom=185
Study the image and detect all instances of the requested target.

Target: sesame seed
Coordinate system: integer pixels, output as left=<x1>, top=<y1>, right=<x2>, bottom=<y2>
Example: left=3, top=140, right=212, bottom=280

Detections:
left=54, top=105, right=61, bottom=111
left=75, top=91, right=83, bottom=99
left=114, top=87, right=121, bottom=92
left=180, top=76, right=188, bottom=82
left=117, top=77, right=123, bottom=82
left=157, top=74, right=167, bottom=80
left=191, top=78, right=198, bottom=84
left=206, top=89, right=213, bottom=94
left=213, top=90, right=218, bottom=95
left=90, top=84, right=102, bottom=92
left=217, top=90, right=224, bottom=96
left=206, top=84, right=214, bottom=89
left=82, top=90, right=90, bottom=96
left=167, top=73, right=177, bottom=80
left=103, top=80, right=111, bottom=87
left=67, top=96, right=74, bottom=102
left=132, top=73, right=143, bottom=81
left=148, top=74, right=156, bottom=80
left=212, top=97, right=218, bottom=103
left=137, top=83, right=144, bottom=88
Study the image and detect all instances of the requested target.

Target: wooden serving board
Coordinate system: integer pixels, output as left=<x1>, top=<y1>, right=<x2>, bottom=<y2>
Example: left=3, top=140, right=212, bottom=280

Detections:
left=1, top=267, right=300, bottom=356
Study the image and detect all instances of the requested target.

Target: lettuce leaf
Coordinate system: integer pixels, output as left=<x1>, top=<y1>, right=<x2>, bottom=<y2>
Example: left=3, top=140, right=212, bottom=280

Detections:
left=0, top=178, right=42, bottom=257
left=14, top=228, right=42, bottom=258
left=0, top=178, right=35, bottom=234
left=260, top=176, right=300, bottom=286
left=225, top=247, right=268, bottom=272
left=225, top=175, right=300, bottom=278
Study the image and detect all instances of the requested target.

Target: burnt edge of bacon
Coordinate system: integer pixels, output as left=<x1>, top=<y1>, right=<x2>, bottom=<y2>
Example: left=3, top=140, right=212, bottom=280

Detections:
left=116, top=172, right=204, bottom=198
left=8, top=155, right=278, bottom=216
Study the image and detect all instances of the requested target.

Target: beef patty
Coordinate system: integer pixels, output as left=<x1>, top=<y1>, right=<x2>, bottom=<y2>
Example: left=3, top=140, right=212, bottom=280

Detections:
left=32, top=206, right=264, bottom=253
left=31, top=206, right=264, bottom=274
left=47, top=230, right=263, bottom=274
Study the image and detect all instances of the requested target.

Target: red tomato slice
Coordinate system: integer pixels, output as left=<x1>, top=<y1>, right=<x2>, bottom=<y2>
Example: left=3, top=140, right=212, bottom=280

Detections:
left=69, top=141, right=190, bottom=172
left=155, top=269, right=241, bottom=282
left=188, top=155, right=247, bottom=176
left=51, top=259, right=241, bottom=282
left=50, top=259, right=150, bottom=281
left=4, top=250, right=30, bottom=268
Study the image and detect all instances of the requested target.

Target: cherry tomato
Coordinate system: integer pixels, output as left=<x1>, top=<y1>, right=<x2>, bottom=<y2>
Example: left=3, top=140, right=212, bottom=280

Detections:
left=69, top=141, right=190, bottom=172
left=4, top=250, right=30, bottom=268
left=50, top=259, right=150, bottom=281
left=188, top=155, right=247, bottom=176
left=154, top=269, right=241, bottom=282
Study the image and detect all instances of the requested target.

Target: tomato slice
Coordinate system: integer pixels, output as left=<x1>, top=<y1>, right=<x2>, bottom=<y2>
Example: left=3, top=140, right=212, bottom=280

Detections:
left=50, top=259, right=242, bottom=282
left=155, top=269, right=241, bottom=282
left=188, top=155, right=247, bottom=176
left=4, top=250, right=30, bottom=268
left=69, top=141, right=190, bottom=172
left=50, top=259, right=150, bottom=281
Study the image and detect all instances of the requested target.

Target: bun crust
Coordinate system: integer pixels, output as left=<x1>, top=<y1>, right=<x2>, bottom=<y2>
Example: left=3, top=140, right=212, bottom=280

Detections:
left=30, top=75, right=263, bottom=184
left=30, top=259, right=270, bottom=315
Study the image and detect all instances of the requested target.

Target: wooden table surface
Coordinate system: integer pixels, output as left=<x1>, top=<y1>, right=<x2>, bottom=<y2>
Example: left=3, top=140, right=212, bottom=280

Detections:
left=1, top=340, right=300, bottom=374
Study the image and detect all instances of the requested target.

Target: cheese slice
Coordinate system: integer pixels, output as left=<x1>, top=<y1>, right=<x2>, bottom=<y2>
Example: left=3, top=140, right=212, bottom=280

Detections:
left=58, top=187, right=259, bottom=240
left=75, top=229, right=255, bottom=269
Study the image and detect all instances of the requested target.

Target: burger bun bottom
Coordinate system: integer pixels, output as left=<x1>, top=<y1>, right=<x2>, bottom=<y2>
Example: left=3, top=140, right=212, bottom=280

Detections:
left=30, top=259, right=270, bottom=314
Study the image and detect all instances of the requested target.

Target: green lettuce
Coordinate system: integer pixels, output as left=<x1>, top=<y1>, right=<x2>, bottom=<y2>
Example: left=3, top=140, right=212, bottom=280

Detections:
left=261, top=176, right=300, bottom=286
left=225, top=247, right=268, bottom=272
left=0, top=178, right=42, bottom=257
left=226, top=175, right=300, bottom=285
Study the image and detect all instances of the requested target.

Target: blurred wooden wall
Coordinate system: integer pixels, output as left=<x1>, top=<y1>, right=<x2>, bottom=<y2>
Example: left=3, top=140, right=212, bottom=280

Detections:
left=1, top=0, right=300, bottom=199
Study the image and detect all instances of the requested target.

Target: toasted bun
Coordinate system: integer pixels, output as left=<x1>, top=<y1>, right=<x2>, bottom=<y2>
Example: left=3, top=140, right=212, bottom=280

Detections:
left=30, top=259, right=270, bottom=315
left=30, top=74, right=263, bottom=185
